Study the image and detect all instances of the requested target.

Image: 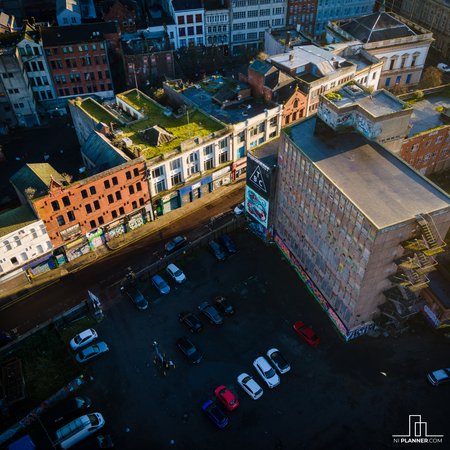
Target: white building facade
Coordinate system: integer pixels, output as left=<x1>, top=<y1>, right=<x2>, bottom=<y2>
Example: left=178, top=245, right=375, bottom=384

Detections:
left=205, top=8, right=230, bottom=47
left=56, top=0, right=82, bottom=26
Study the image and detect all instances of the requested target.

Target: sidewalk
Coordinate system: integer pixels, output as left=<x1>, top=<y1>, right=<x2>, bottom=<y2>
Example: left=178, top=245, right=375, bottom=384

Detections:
left=0, top=180, right=245, bottom=304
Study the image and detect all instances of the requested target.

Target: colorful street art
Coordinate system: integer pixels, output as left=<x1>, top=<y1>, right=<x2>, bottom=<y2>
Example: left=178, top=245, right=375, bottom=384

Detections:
left=245, top=185, right=269, bottom=228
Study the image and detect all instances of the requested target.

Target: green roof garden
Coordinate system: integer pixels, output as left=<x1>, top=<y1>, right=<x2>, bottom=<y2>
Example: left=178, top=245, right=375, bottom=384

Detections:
left=115, top=89, right=226, bottom=159
left=77, top=97, right=120, bottom=126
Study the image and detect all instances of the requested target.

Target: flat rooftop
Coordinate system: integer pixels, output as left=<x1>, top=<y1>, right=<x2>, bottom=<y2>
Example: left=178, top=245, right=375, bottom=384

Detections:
left=78, top=91, right=225, bottom=159
left=269, top=28, right=311, bottom=47
left=408, top=95, right=450, bottom=136
left=0, top=205, right=37, bottom=238
left=327, top=85, right=406, bottom=117
left=287, top=117, right=450, bottom=229
left=251, top=138, right=279, bottom=167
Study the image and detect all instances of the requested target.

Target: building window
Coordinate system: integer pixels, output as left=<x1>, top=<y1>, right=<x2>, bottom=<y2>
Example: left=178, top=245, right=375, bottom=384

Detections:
left=20, top=252, right=28, bottom=262
left=51, top=200, right=60, bottom=211
left=13, top=236, right=21, bottom=247
left=126, top=170, right=132, bottom=180
left=133, top=168, right=139, bottom=177
left=406, top=74, right=412, bottom=84
left=112, top=176, right=118, bottom=185
left=4, top=240, right=12, bottom=251
left=129, top=185, right=135, bottom=195
left=219, top=151, right=229, bottom=164
left=107, top=194, right=114, bottom=204
left=31, top=228, right=38, bottom=239
left=136, top=182, right=142, bottom=191
left=171, top=172, right=182, bottom=186
left=119, top=206, right=125, bottom=215
left=96, top=216, right=103, bottom=225
left=81, top=189, right=88, bottom=198
left=89, top=220, right=96, bottom=229
left=85, top=204, right=92, bottom=214
left=395, top=75, right=401, bottom=85
left=62, top=196, right=70, bottom=207
left=385, top=78, right=391, bottom=87
left=67, top=211, right=76, bottom=222
left=139, top=198, right=145, bottom=206
left=10, top=257, right=19, bottom=266
left=132, top=200, right=137, bottom=209
left=56, top=215, right=65, bottom=226
left=93, top=200, right=100, bottom=210
left=104, top=180, right=110, bottom=189
left=204, top=159, right=214, bottom=170
left=112, top=210, right=117, bottom=218
left=154, top=179, right=166, bottom=193
left=116, top=191, right=122, bottom=201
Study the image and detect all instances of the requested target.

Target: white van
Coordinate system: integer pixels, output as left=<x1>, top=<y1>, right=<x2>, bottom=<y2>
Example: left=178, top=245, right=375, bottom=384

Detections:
left=55, top=412, right=105, bottom=449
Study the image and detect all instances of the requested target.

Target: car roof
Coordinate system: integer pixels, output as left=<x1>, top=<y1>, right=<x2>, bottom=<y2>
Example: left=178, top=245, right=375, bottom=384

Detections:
left=245, top=377, right=261, bottom=393
left=433, top=369, right=450, bottom=380
left=78, top=329, right=94, bottom=338
left=167, top=263, right=179, bottom=270
left=255, top=356, right=271, bottom=370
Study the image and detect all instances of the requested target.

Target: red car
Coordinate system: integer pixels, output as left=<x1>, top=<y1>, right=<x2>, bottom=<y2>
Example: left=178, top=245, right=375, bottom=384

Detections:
left=214, top=385, right=239, bottom=411
left=293, top=321, right=320, bottom=347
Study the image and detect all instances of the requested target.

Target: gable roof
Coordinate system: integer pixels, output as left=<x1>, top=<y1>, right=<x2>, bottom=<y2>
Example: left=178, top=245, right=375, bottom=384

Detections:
left=56, top=0, right=81, bottom=16
left=10, top=164, right=66, bottom=199
left=249, top=59, right=274, bottom=76
left=81, top=131, right=129, bottom=173
left=340, top=12, right=416, bottom=43
left=0, top=205, right=38, bottom=238
left=141, top=125, right=174, bottom=147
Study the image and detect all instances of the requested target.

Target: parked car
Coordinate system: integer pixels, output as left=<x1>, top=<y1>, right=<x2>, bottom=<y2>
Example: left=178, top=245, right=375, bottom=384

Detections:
left=46, top=396, right=92, bottom=424
left=214, top=385, right=239, bottom=411
left=176, top=337, right=202, bottom=364
left=165, top=235, right=188, bottom=254
left=293, top=321, right=320, bottom=347
left=152, top=274, right=170, bottom=294
left=201, top=400, right=229, bottom=429
left=178, top=311, right=203, bottom=333
left=166, top=263, right=186, bottom=283
left=220, top=234, right=237, bottom=254
left=209, top=240, right=226, bottom=261
left=121, top=284, right=149, bottom=311
left=427, top=368, right=450, bottom=386
left=253, top=356, right=280, bottom=388
left=233, top=202, right=245, bottom=216
left=267, top=348, right=291, bottom=374
left=75, top=342, right=109, bottom=363
left=198, top=301, right=224, bottom=325
left=69, top=329, right=98, bottom=351
left=56, top=412, right=105, bottom=450
left=237, top=373, right=263, bottom=400
left=215, top=296, right=234, bottom=316
left=437, top=63, right=450, bottom=73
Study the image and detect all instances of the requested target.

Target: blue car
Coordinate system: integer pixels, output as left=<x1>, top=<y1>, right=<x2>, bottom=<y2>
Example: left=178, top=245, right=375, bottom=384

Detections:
left=151, top=274, right=170, bottom=294
left=220, top=234, right=237, bottom=254
left=201, top=400, right=229, bottom=429
left=209, top=240, right=226, bottom=261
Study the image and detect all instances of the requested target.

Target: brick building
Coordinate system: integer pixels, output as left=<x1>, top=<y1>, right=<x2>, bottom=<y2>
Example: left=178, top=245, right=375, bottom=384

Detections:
left=29, top=159, right=150, bottom=248
left=103, top=0, right=137, bottom=34
left=400, top=126, right=450, bottom=175
left=41, top=22, right=119, bottom=99
left=286, top=0, right=317, bottom=35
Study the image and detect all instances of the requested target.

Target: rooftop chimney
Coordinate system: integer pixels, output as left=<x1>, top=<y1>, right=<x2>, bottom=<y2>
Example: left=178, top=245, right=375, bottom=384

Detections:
left=289, top=53, right=294, bottom=61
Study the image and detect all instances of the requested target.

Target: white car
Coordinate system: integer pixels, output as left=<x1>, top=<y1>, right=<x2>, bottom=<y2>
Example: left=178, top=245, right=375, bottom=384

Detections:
left=75, top=342, right=109, bottom=363
left=267, top=348, right=291, bottom=374
left=437, top=63, right=450, bottom=73
left=70, top=328, right=98, bottom=350
left=233, top=202, right=245, bottom=216
left=237, top=373, right=263, bottom=400
left=166, top=263, right=186, bottom=283
left=253, top=356, right=280, bottom=388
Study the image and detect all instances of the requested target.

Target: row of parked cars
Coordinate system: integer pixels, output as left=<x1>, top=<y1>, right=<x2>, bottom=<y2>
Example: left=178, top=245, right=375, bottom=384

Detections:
left=209, top=234, right=237, bottom=261
left=69, top=328, right=109, bottom=363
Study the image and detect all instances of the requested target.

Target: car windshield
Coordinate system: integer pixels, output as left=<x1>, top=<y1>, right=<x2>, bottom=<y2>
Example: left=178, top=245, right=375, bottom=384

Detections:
left=273, top=352, right=287, bottom=366
left=185, top=347, right=196, bottom=355
left=243, top=376, right=251, bottom=384
left=265, top=367, right=276, bottom=378
left=88, top=414, right=100, bottom=426
left=174, top=269, right=182, bottom=277
left=74, top=335, right=83, bottom=344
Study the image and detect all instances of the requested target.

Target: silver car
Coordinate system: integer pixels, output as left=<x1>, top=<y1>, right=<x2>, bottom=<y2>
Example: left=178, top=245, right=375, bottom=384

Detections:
left=75, top=342, right=109, bottom=363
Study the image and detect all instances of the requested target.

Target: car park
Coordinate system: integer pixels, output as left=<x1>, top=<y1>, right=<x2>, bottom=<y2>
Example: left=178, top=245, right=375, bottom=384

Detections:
left=233, top=202, right=245, bottom=216
left=209, top=240, right=226, bottom=261
left=178, top=311, right=203, bottom=333
left=427, top=368, right=450, bottom=386
left=69, top=329, right=98, bottom=350
left=215, top=296, right=234, bottom=316
left=253, top=356, right=280, bottom=388
left=120, top=284, right=149, bottom=311
left=437, top=63, right=450, bottom=73
left=152, top=274, right=171, bottom=294
left=293, top=321, right=320, bottom=347
left=220, top=234, right=237, bottom=254
left=166, top=263, right=186, bottom=283
left=201, top=400, right=229, bottom=429
left=267, top=348, right=291, bottom=374
left=214, top=385, right=239, bottom=411
left=165, top=235, right=188, bottom=254
left=198, top=301, right=224, bottom=325
left=46, top=396, right=92, bottom=424
left=237, top=373, right=263, bottom=400
left=176, top=337, right=202, bottom=364
left=75, top=342, right=109, bottom=363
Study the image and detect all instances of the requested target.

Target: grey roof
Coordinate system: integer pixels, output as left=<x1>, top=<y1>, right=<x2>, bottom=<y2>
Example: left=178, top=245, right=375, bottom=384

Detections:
left=0, top=205, right=38, bottom=238
left=41, top=22, right=118, bottom=46
left=81, top=131, right=128, bottom=173
left=172, top=0, right=203, bottom=11
left=287, top=118, right=450, bottom=229
left=340, top=12, right=416, bottom=43
left=10, top=163, right=65, bottom=199
left=249, top=59, right=273, bottom=75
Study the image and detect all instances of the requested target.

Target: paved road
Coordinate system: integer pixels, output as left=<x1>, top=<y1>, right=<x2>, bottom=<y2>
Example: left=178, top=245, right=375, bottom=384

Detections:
left=0, top=187, right=244, bottom=336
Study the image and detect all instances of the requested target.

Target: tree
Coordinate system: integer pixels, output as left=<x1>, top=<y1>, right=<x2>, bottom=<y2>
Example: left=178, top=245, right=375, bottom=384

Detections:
left=419, top=67, right=443, bottom=89
left=391, top=84, right=408, bottom=96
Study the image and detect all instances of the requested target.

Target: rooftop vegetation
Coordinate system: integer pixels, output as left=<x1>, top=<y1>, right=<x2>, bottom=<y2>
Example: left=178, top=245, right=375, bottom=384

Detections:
left=79, top=98, right=120, bottom=125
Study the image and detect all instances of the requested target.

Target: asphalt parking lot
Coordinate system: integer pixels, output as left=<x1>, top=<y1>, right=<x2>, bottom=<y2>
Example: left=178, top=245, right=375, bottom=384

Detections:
left=66, top=230, right=448, bottom=450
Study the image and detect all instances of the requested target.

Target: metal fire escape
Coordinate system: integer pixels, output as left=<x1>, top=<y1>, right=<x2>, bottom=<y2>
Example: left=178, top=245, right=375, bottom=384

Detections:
left=381, top=214, right=445, bottom=324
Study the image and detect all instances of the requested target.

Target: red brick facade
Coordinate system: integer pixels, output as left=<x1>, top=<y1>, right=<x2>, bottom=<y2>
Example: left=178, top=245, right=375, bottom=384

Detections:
left=103, top=0, right=137, bottom=34
left=282, top=90, right=307, bottom=127
left=33, top=160, right=150, bottom=248
left=399, top=126, right=450, bottom=175
left=286, top=0, right=318, bottom=34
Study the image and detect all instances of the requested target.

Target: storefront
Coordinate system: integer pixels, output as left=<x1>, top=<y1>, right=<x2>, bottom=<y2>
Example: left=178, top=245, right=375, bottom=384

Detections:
left=23, top=254, right=56, bottom=278
left=65, top=237, right=91, bottom=262
left=179, top=174, right=213, bottom=206
left=212, top=166, right=232, bottom=189
left=156, top=191, right=180, bottom=216
left=232, top=158, right=247, bottom=180
left=104, top=219, right=126, bottom=241
left=87, top=228, right=105, bottom=250
left=127, top=210, right=147, bottom=231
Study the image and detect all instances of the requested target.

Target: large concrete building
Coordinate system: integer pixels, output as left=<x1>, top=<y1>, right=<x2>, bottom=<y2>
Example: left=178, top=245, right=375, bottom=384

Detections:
left=271, top=94, right=450, bottom=339
left=326, top=10, right=434, bottom=88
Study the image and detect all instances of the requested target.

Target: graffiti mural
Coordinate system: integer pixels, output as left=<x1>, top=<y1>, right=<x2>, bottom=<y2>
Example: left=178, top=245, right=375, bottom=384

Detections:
left=105, top=223, right=126, bottom=241
left=128, top=213, right=144, bottom=231
left=245, top=186, right=269, bottom=228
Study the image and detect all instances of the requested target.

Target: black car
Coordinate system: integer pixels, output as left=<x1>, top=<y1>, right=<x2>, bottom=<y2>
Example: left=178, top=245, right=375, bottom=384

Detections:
left=121, top=284, right=149, bottom=311
left=179, top=311, right=203, bottom=333
left=198, top=301, right=224, bottom=325
left=165, top=235, right=188, bottom=254
left=215, top=296, right=234, bottom=316
left=220, top=234, right=237, bottom=254
left=209, top=240, right=226, bottom=261
left=176, top=337, right=202, bottom=364
left=46, top=396, right=92, bottom=424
